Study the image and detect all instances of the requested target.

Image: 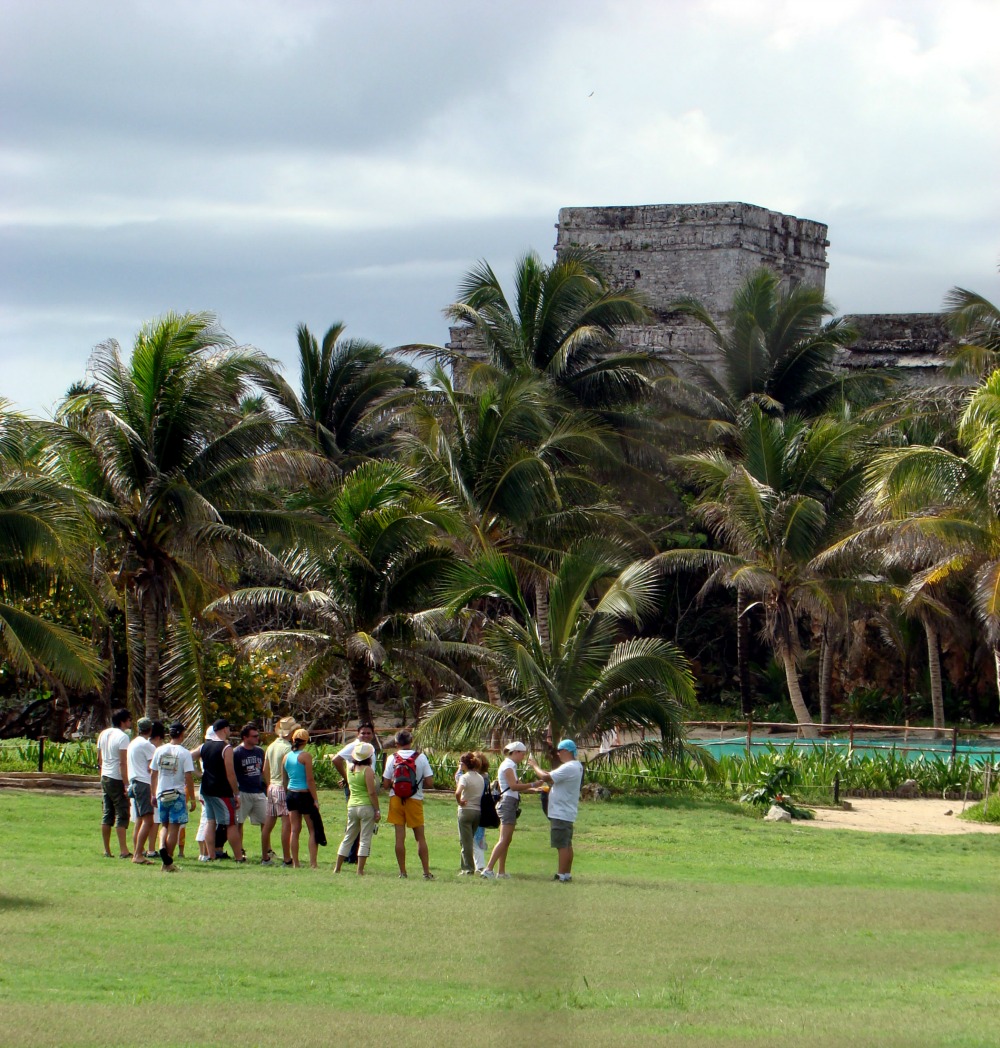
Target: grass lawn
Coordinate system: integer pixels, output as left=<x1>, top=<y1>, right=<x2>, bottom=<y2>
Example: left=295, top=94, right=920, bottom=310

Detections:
left=1, top=790, right=999, bottom=1047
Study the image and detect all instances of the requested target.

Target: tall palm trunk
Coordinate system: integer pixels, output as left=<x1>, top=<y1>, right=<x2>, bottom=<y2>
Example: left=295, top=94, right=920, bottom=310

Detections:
left=818, top=626, right=834, bottom=727
left=778, top=644, right=817, bottom=738
left=736, top=591, right=752, bottom=715
left=923, top=618, right=945, bottom=733
left=994, top=647, right=1000, bottom=717
left=535, top=577, right=550, bottom=654
left=348, top=657, right=374, bottom=726
left=142, top=595, right=161, bottom=720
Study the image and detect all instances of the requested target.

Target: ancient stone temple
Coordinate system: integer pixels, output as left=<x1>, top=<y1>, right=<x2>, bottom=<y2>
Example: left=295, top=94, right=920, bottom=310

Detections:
left=448, top=200, right=951, bottom=381
left=555, top=202, right=829, bottom=369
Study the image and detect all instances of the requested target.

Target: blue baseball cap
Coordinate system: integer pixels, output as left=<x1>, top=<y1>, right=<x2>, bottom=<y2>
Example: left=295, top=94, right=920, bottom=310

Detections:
left=556, top=739, right=577, bottom=755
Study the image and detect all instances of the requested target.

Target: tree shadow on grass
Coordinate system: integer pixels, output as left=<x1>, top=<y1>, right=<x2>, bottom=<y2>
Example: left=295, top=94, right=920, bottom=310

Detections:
left=0, top=895, right=49, bottom=911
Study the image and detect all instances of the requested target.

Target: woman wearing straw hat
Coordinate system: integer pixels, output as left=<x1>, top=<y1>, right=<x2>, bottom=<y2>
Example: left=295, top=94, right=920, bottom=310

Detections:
left=284, top=728, right=322, bottom=868
left=481, top=742, right=536, bottom=880
left=334, top=741, right=381, bottom=875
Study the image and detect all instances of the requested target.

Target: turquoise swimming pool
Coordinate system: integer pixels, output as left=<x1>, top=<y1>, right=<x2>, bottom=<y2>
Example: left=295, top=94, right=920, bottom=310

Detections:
left=688, top=735, right=1000, bottom=764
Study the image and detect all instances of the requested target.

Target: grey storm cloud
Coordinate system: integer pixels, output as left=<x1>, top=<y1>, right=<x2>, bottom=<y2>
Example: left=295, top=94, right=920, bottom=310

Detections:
left=1, top=0, right=998, bottom=412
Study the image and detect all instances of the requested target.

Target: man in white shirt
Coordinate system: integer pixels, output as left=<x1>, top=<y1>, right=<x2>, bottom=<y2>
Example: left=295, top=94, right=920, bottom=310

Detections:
left=97, top=708, right=132, bottom=858
left=528, top=738, right=584, bottom=882
left=126, top=718, right=160, bottom=864
left=150, top=721, right=196, bottom=872
left=381, top=729, right=434, bottom=879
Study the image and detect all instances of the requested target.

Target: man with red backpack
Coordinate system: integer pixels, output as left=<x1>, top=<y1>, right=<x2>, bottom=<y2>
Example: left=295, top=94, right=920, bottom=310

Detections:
left=381, top=729, right=434, bottom=879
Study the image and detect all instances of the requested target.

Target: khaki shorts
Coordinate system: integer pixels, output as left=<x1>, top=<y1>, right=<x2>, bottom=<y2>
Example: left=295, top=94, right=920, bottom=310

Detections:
left=237, top=791, right=267, bottom=825
left=388, top=795, right=424, bottom=828
left=549, top=818, right=575, bottom=849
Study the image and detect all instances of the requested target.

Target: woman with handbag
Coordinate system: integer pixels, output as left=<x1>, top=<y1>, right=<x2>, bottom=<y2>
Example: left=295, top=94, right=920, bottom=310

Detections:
left=481, top=741, right=536, bottom=880
left=454, top=751, right=485, bottom=875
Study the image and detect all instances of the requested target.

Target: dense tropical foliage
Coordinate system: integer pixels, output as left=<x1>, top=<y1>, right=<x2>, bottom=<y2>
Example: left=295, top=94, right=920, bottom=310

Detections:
left=3, top=263, right=1000, bottom=746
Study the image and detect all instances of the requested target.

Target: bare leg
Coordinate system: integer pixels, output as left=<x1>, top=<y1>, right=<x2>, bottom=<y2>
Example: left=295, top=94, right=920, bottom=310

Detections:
left=262, top=814, right=276, bottom=860
left=412, top=826, right=430, bottom=876
left=205, top=820, right=217, bottom=858
left=280, top=815, right=291, bottom=862
left=289, top=812, right=302, bottom=867
left=116, top=825, right=130, bottom=856
left=226, top=822, right=245, bottom=861
left=304, top=814, right=318, bottom=868
left=357, top=854, right=367, bottom=875
left=486, top=824, right=515, bottom=874
left=102, top=824, right=113, bottom=856
left=132, top=815, right=154, bottom=862
left=393, top=823, right=407, bottom=875
left=557, top=844, right=573, bottom=876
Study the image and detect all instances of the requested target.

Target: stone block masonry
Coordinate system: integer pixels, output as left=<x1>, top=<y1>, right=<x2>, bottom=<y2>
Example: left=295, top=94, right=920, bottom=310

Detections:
left=448, top=201, right=951, bottom=380
left=554, top=202, right=830, bottom=370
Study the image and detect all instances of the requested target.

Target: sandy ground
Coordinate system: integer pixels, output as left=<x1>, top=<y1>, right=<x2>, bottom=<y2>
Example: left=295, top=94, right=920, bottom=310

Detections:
left=806, top=797, right=1000, bottom=835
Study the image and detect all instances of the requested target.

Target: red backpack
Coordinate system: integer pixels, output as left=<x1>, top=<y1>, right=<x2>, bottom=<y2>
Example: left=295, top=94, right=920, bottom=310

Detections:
left=392, top=750, right=421, bottom=800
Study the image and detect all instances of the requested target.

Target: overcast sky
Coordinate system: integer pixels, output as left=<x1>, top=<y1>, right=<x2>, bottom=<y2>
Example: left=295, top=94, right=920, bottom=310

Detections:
left=2, top=0, right=998, bottom=414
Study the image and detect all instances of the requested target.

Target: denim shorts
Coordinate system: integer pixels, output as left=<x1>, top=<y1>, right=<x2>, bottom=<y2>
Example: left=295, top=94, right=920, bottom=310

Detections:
left=158, top=792, right=189, bottom=825
left=201, top=795, right=233, bottom=826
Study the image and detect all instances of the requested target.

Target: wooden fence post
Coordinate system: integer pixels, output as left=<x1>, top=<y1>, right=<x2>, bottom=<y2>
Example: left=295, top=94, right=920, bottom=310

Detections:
left=37, top=736, right=46, bottom=773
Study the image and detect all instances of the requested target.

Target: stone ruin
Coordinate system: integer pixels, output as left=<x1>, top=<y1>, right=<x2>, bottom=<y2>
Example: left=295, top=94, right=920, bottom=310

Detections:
left=449, top=200, right=951, bottom=382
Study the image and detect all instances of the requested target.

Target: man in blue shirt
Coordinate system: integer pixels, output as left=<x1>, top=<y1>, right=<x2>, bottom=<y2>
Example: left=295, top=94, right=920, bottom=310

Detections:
left=233, top=723, right=267, bottom=861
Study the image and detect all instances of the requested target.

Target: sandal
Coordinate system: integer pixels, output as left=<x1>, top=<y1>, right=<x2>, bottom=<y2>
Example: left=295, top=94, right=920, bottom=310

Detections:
left=118, top=852, right=133, bottom=860
left=132, top=858, right=152, bottom=866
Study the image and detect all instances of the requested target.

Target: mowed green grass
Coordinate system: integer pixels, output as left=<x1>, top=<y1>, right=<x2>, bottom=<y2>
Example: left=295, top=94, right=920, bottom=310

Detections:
left=1, top=791, right=999, bottom=1048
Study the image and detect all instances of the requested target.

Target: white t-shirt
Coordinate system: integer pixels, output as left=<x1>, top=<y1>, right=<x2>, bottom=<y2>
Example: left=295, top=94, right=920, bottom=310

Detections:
left=150, top=743, right=195, bottom=796
left=127, top=736, right=156, bottom=783
left=546, top=760, right=583, bottom=823
left=497, top=757, right=519, bottom=793
left=97, top=727, right=130, bottom=780
left=457, top=770, right=485, bottom=810
left=383, top=750, right=434, bottom=800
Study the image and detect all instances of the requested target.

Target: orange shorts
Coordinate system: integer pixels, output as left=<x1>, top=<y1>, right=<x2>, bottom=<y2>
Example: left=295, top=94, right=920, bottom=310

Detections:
left=388, top=795, right=424, bottom=828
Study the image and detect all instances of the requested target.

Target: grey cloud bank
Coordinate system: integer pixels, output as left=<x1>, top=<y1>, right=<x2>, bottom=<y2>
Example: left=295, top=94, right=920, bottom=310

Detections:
left=1, top=0, right=997, bottom=412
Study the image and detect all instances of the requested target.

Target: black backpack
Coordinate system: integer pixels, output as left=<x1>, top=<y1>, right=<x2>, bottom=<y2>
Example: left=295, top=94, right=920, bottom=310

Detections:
left=478, top=779, right=500, bottom=829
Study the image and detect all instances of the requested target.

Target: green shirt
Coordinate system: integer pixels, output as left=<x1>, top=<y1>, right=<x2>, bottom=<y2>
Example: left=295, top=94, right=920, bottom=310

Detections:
left=265, top=737, right=292, bottom=789
left=347, top=764, right=374, bottom=808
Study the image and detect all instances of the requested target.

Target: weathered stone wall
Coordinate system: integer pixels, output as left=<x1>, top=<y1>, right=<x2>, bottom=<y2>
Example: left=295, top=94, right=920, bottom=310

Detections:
left=447, top=200, right=952, bottom=381
left=555, top=202, right=829, bottom=313
left=838, top=313, right=951, bottom=383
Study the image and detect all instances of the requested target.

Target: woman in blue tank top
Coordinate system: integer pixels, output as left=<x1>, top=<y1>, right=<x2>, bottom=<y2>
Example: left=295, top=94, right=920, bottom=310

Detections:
left=283, top=729, right=321, bottom=867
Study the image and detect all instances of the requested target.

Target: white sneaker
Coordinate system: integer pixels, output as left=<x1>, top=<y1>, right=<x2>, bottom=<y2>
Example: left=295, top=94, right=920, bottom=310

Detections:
left=198, top=855, right=211, bottom=863
left=496, top=872, right=510, bottom=879
left=480, top=869, right=497, bottom=879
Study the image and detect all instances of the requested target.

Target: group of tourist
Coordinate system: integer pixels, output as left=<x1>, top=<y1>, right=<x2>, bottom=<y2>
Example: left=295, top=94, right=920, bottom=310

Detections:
left=96, top=712, right=585, bottom=881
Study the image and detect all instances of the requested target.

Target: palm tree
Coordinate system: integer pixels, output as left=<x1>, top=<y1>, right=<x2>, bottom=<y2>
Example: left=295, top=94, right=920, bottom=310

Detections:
left=53, top=312, right=314, bottom=719
left=661, top=405, right=866, bottom=735
left=212, top=460, right=462, bottom=725
left=665, top=267, right=869, bottom=714
left=0, top=403, right=103, bottom=693
left=446, top=249, right=667, bottom=443
left=666, top=266, right=864, bottom=432
left=851, top=368, right=1000, bottom=717
left=257, top=323, right=421, bottom=466
left=945, top=284, right=1000, bottom=377
left=419, top=543, right=695, bottom=756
